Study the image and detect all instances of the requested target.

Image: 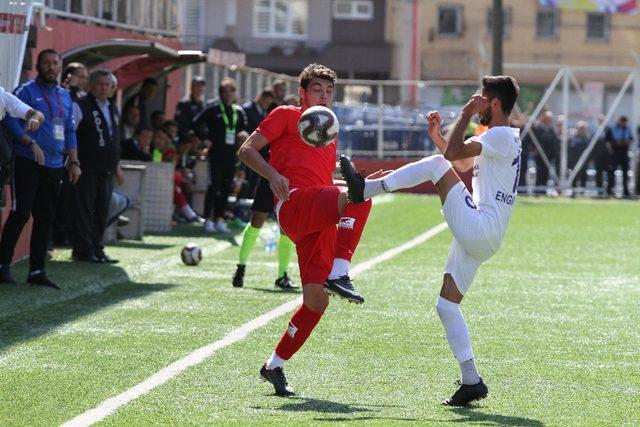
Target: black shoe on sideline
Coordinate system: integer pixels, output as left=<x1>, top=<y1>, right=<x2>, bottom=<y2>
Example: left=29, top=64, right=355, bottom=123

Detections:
left=339, top=154, right=365, bottom=204
left=117, top=215, right=131, bottom=227
left=27, top=271, right=60, bottom=290
left=72, top=252, right=101, bottom=263
left=0, top=265, right=17, bottom=285
left=442, top=379, right=488, bottom=406
left=259, top=364, right=295, bottom=397
left=95, top=250, right=119, bottom=264
left=232, top=264, right=245, bottom=288
left=274, top=272, right=299, bottom=290
left=324, top=275, right=364, bottom=304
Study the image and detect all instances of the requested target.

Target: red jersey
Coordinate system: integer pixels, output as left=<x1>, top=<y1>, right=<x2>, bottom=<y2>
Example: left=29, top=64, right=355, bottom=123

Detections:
left=256, top=105, right=336, bottom=190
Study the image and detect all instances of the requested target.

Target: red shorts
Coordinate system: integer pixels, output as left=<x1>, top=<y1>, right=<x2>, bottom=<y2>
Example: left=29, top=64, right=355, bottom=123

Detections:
left=276, top=186, right=341, bottom=285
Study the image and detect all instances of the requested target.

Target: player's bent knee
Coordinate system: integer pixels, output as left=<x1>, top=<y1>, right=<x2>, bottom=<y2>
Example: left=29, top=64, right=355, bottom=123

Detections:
left=302, top=283, right=330, bottom=312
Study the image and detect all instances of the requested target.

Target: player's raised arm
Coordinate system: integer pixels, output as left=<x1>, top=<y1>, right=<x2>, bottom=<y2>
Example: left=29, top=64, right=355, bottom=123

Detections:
left=444, top=95, right=484, bottom=164
left=426, top=111, right=473, bottom=172
left=238, top=130, right=290, bottom=200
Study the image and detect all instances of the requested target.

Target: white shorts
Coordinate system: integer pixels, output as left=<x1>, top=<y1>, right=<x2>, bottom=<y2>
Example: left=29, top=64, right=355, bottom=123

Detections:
left=441, top=182, right=501, bottom=294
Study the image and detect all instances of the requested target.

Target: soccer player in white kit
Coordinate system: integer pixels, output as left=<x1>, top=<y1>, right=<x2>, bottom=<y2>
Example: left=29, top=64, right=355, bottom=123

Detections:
left=340, top=76, right=521, bottom=406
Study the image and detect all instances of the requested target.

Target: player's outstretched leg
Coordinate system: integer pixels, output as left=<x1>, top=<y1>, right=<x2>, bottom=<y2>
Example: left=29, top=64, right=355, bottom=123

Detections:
left=260, top=285, right=327, bottom=396
left=340, top=154, right=452, bottom=203
left=232, top=222, right=261, bottom=288
left=323, top=193, right=372, bottom=304
left=274, top=234, right=299, bottom=290
left=437, top=274, right=487, bottom=406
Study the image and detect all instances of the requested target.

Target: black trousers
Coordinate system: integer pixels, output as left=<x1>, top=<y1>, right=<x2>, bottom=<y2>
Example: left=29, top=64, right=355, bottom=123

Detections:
left=209, top=158, right=236, bottom=219
left=593, top=152, right=610, bottom=190
left=608, top=149, right=629, bottom=196
left=70, top=171, right=114, bottom=256
left=0, top=155, right=63, bottom=271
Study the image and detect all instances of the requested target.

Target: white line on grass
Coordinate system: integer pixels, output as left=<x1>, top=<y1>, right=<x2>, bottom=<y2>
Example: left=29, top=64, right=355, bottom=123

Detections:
left=61, top=222, right=448, bottom=427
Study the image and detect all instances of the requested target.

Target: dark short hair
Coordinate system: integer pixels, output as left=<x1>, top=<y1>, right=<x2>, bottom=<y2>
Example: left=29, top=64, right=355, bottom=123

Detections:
left=151, top=110, right=165, bottom=120
left=482, top=75, right=520, bottom=115
left=37, top=49, right=60, bottom=65
left=123, top=104, right=140, bottom=114
left=135, top=126, right=153, bottom=135
left=163, top=119, right=178, bottom=128
left=298, top=63, right=337, bottom=90
left=619, top=116, right=628, bottom=122
left=258, top=88, right=274, bottom=99
left=153, top=127, right=170, bottom=138
left=142, top=77, right=158, bottom=87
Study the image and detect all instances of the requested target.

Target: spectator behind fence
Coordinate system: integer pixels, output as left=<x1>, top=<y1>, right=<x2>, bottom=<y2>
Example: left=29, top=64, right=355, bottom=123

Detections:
left=120, top=104, right=140, bottom=141
left=568, top=121, right=589, bottom=188
left=528, top=111, right=560, bottom=186
left=0, top=49, right=80, bottom=289
left=270, top=79, right=287, bottom=109
left=121, top=127, right=153, bottom=162
left=607, top=115, right=632, bottom=198
left=591, top=114, right=612, bottom=194
left=123, top=77, right=157, bottom=131
left=175, top=76, right=206, bottom=141
left=70, top=69, right=122, bottom=263
left=194, top=78, right=248, bottom=233
left=283, top=93, right=300, bottom=106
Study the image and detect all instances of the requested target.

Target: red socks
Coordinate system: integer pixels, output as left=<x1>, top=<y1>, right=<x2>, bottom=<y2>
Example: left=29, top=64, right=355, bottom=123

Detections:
left=274, top=304, right=324, bottom=360
left=335, top=200, right=372, bottom=261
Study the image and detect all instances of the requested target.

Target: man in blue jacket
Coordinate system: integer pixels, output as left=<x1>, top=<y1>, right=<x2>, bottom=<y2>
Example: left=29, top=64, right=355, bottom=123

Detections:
left=0, top=49, right=82, bottom=289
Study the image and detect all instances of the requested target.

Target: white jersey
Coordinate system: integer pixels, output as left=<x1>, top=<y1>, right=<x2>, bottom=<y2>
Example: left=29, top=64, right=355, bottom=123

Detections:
left=469, top=126, right=522, bottom=240
left=0, top=86, right=30, bottom=121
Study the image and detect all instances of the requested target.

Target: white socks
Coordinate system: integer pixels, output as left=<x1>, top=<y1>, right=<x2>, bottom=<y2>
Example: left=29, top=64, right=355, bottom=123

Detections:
left=328, top=258, right=350, bottom=280
left=436, top=296, right=480, bottom=385
left=180, top=204, right=198, bottom=221
left=363, top=155, right=452, bottom=199
left=265, top=352, right=285, bottom=370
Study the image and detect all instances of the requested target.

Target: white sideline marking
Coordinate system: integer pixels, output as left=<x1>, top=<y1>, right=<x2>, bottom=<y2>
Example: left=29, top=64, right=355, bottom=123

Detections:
left=61, top=222, right=448, bottom=427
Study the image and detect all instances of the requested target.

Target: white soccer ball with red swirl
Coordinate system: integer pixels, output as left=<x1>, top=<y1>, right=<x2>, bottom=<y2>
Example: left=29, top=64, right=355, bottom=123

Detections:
left=297, top=106, right=339, bottom=147
left=181, top=243, right=202, bottom=266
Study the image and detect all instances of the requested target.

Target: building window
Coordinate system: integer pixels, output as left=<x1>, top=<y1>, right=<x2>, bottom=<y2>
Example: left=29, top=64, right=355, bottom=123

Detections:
left=536, top=8, right=559, bottom=39
left=486, top=6, right=511, bottom=38
left=254, top=0, right=307, bottom=38
left=586, top=12, right=609, bottom=41
left=333, top=0, right=374, bottom=20
left=438, top=5, right=463, bottom=37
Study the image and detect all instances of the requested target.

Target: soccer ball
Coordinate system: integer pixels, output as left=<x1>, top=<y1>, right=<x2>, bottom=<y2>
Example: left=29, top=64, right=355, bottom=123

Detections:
left=297, top=106, right=339, bottom=147
left=181, top=243, right=202, bottom=266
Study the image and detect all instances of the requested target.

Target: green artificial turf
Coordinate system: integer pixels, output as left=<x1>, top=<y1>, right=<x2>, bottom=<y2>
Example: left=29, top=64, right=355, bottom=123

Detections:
left=0, top=195, right=638, bottom=426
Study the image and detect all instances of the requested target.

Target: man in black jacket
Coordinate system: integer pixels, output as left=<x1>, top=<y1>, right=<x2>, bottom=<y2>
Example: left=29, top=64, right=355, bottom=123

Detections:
left=123, top=77, right=157, bottom=132
left=194, top=78, right=248, bottom=233
left=71, top=70, right=122, bottom=263
left=175, top=76, right=206, bottom=141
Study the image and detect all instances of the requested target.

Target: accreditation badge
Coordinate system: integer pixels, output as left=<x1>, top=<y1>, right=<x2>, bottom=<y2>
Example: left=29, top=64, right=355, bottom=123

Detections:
left=53, top=118, right=65, bottom=141
left=225, top=130, right=236, bottom=145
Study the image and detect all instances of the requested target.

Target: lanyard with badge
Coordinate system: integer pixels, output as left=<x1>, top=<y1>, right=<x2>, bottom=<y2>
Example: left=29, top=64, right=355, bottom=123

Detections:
left=36, top=80, right=65, bottom=142
left=219, top=103, right=237, bottom=145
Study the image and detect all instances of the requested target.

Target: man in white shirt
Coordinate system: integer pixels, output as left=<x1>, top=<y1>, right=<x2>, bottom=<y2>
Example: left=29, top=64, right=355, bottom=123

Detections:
left=0, top=86, right=44, bottom=129
left=341, top=76, right=521, bottom=406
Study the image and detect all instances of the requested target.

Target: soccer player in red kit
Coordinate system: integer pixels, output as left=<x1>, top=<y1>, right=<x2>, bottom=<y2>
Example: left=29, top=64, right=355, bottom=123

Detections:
left=238, top=63, right=372, bottom=396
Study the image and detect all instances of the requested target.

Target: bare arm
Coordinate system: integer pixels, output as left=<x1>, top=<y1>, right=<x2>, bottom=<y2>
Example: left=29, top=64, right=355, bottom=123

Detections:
left=238, top=131, right=291, bottom=201
left=426, top=111, right=474, bottom=172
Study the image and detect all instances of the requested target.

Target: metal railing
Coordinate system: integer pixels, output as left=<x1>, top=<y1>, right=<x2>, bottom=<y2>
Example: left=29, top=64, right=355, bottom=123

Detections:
left=39, top=0, right=179, bottom=37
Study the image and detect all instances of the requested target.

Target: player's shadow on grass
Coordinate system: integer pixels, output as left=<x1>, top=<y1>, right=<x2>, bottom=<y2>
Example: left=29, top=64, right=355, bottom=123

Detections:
left=260, top=398, right=416, bottom=422
left=447, top=407, right=544, bottom=426
left=113, top=241, right=174, bottom=250
left=0, top=260, right=174, bottom=352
